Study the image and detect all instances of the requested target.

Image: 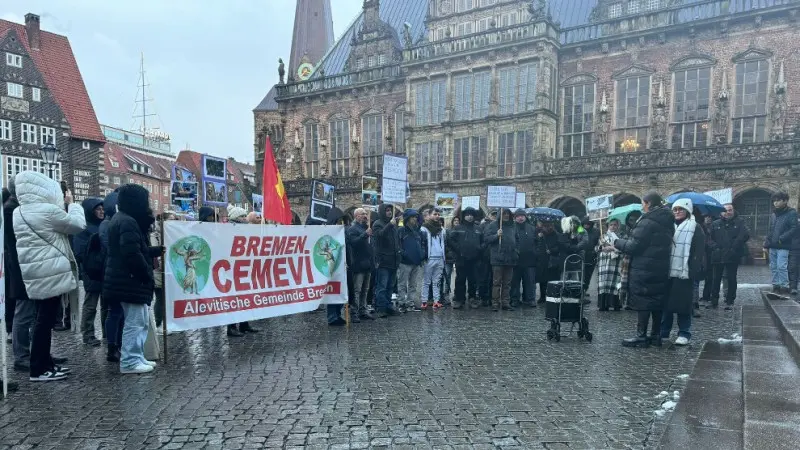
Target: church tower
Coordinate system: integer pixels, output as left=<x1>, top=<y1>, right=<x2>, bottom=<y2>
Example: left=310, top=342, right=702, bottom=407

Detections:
left=288, top=0, right=334, bottom=81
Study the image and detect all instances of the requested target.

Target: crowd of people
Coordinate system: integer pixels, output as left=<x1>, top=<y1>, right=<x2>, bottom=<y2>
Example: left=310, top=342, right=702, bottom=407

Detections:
left=1, top=168, right=798, bottom=391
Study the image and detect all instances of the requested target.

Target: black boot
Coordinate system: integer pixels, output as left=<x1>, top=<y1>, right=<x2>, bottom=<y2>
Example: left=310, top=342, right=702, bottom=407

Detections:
left=622, top=312, right=650, bottom=348
left=106, top=345, right=120, bottom=363
left=648, top=335, right=663, bottom=347
left=227, top=325, right=244, bottom=337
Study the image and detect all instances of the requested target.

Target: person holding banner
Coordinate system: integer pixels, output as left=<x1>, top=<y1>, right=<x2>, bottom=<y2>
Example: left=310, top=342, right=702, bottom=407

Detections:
left=346, top=208, right=375, bottom=321
left=483, top=210, right=518, bottom=311
left=372, top=204, right=401, bottom=317
left=13, top=171, right=86, bottom=381
left=103, top=184, right=162, bottom=374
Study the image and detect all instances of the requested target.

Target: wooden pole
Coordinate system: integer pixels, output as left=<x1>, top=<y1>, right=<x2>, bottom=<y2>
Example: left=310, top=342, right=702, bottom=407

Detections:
left=160, top=217, right=168, bottom=364
left=499, top=208, right=503, bottom=245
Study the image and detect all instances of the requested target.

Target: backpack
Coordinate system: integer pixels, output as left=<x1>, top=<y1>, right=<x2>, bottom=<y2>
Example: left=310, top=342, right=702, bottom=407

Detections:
left=83, top=233, right=106, bottom=281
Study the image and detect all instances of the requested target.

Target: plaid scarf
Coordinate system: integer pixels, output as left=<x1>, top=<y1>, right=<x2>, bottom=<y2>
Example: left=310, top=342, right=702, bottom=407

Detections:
left=670, top=218, right=696, bottom=279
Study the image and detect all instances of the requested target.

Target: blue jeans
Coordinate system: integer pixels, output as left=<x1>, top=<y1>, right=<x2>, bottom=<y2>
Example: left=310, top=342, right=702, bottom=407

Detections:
left=769, top=249, right=790, bottom=288
left=375, top=268, right=395, bottom=311
left=120, top=302, right=149, bottom=369
left=661, top=312, right=692, bottom=339
left=105, top=301, right=124, bottom=347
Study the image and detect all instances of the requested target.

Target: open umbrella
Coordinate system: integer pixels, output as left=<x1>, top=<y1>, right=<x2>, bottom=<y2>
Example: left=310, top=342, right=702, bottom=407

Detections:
left=666, top=192, right=725, bottom=215
left=525, top=207, right=565, bottom=223
left=607, top=204, right=642, bottom=225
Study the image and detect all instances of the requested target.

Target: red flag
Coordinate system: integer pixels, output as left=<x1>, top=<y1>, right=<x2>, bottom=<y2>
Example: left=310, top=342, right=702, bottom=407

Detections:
left=261, top=136, right=292, bottom=224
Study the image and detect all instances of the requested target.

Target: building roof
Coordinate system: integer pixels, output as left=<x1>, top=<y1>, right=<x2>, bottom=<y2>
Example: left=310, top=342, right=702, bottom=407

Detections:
left=253, top=85, right=279, bottom=112
left=0, top=17, right=106, bottom=143
left=104, top=142, right=173, bottom=179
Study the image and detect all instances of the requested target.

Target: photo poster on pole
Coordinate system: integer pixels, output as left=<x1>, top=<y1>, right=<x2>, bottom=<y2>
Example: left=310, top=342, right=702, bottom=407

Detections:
left=435, top=193, right=458, bottom=217
left=310, top=180, right=336, bottom=223
left=381, top=154, right=408, bottom=205
left=201, top=155, right=228, bottom=207
left=252, top=194, right=264, bottom=213
left=170, top=164, right=199, bottom=217
left=703, top=188, right=732, bottom=205
left=586, top=194, right=613, bottom=222
left=361, top=176, right=379, bottom=211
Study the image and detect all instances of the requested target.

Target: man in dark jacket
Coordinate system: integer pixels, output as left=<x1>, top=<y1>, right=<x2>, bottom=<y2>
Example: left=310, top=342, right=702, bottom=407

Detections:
left=707, top=203, right=750, bottom=309
left=764, top=191, right=797, bottom=295
left=72, top=198, right=105, bottom=346
left=510, top=209, right=537, bottom=307
left=535, top=221, right=566, bottom=304
left=99, top=190, right=124, bottom=362
left=347, top=208, right=375, bottom=320
left=397, top=209, right=424, bottom=311
left=372, top=204, right=401, bottom=317
left=484, top=209, right=518, bottom=311
left=615, top=192, right=675, bottom=348
left=104, top=184, right=161, bottom=374
left=449, top=207, right=483, bottom=309
left=789, top=217, right=800, bottom=296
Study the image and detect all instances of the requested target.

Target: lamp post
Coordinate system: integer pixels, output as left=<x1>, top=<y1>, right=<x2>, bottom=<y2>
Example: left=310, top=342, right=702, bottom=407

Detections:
left=39, top=142, right=60, bottom=180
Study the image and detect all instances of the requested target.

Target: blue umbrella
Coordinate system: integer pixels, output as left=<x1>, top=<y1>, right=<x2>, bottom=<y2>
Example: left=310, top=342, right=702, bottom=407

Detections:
left=525, top=207, right=565, bottom=223
left=666, top=192, right=725, bottom=215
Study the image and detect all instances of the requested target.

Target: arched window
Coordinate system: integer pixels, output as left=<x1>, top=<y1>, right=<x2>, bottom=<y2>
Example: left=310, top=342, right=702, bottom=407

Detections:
left=734, top=189, right=772, bottom=237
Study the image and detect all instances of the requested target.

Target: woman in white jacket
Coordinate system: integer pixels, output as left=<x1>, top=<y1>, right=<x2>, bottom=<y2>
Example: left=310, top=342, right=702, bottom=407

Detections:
left=12, top=171, right=86, bottom=382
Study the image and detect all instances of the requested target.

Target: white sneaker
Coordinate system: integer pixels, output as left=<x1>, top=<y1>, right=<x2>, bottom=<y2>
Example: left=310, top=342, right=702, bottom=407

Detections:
left=29, top=370, right=68, bottom=382
left=121, top=364, right=154, bottom=374
left=674, top=336, right=690, bottom=346
left=144, top=360, right=157, bottom=367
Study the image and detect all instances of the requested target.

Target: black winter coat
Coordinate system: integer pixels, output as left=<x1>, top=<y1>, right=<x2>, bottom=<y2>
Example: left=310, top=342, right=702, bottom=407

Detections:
left=371, top=204, right=400, bottom=269
left=577, top=226, right=601, bottom=265
left=765, top=207, right=798, bottom=250
left=514, top=221, right=537, bottom=267
left=449, top=220, right=483, bottom=262
left=535, top=230, right=567, bottom=275
left=483, top=219, right=518, bottom=266
left=708, top=214, right=750, bottom=264
left=3, top=196, right=28, bottom=300
left=72, top=198, right=104, bottom=293
left=614, top=206, right=675, bottom=312
left=346, top=222, right=374, bottom=273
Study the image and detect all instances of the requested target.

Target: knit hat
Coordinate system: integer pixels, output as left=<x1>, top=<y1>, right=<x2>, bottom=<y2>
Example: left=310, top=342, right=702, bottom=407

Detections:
left=672, top=198, right=693, bottom=214
left=227, top=204, right=247, bottom=222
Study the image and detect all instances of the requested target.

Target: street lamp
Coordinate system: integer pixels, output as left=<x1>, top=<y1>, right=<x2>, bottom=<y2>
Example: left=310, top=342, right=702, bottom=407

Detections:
left=39, top=142, right=60, bottom=179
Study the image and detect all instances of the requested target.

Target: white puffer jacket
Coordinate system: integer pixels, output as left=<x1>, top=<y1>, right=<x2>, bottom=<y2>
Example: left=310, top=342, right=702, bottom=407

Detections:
left=12, top=171, right=86, bottom=300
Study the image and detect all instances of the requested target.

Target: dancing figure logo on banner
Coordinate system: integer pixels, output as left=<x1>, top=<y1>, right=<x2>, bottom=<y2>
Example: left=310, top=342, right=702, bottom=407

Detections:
left=164, top=222, right=348, bottom=331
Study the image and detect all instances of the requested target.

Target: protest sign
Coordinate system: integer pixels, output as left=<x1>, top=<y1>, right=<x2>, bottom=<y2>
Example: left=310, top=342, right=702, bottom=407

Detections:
left=381, top=154, right=408, bottom=204
left=171, top=164, right=198, bottom=216
left=310, top=180, right=335, bottom=222
left=164, top=222, right=348, bottom=331
left=435, top=193, right=458, bottom=217
left=586, top=194, right=613, bottom=221
left=487, top=186, right=517, bottom=208
left=201, top=155, right=228, bottom=207
left=252, top=194, right=263, bottom=213
left=704, top=188, right=732, bottom=205
left=362, top=176, right=379, bottom=211
left=515, top=193, right=526, bottom=209
left=461, top=196, right=480, bottom=210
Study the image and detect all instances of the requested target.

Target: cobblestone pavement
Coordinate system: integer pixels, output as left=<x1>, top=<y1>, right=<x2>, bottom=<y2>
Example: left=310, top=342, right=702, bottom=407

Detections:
left=0, top=266, right=771, bottom=449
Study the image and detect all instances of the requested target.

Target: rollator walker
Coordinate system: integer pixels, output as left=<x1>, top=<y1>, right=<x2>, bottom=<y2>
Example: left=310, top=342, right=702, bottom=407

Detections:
left=545, top=254, right=592, bottom=342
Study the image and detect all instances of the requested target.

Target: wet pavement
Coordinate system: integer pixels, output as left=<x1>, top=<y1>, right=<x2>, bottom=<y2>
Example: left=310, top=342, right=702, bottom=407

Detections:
left=0, top=266, right=774, bottom=449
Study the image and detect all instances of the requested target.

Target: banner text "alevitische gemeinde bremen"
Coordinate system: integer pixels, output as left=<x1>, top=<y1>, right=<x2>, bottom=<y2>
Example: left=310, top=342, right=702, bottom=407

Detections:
left=164, top=222, right=348, bottom=331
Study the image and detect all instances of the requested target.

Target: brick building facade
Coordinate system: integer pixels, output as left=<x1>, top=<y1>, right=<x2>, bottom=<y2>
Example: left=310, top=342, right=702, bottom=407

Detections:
left=1, top=13, right=105, bottom=201
left=256, top=0, right=800, bottom=258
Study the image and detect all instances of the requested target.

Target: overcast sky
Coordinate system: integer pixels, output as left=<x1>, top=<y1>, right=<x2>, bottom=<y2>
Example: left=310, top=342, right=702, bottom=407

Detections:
left=2, top=0, right=363, bottom=164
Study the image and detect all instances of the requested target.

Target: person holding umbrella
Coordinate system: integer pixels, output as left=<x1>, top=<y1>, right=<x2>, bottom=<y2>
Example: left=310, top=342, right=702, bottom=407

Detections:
left=530, top=208, right=568, bottom=305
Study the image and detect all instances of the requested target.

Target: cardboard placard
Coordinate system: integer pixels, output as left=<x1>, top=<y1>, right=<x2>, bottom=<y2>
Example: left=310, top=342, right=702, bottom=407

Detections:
left=486, top=186, right=517, bottom=208
left=586, top=194, right=613, bottom=221
left=704, top=188, right=732, bottom=205
left=435, top=193, right=458, bottom=217
left=382, top=154, right=408, bottom=181
left=461, top=196, right=480, bottom=210
left=381, top=178, right=407, bottom=204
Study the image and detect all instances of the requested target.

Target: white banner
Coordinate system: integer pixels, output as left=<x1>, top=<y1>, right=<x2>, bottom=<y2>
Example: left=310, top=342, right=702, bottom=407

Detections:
left=704, top=188, right=732, bottom=205
left=487, top=186, right=517, bottom=208
left=515, top=192, right=526, bottom=209
left=164, top=222, right=348, bottom=331
left=461, top=196, right=480, bottom=210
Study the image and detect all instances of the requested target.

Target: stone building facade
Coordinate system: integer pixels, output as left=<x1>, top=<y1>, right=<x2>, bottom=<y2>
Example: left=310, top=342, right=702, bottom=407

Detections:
left=1, top=14, right=106, bottom=201
left=255, top=0, right=800, bottom=258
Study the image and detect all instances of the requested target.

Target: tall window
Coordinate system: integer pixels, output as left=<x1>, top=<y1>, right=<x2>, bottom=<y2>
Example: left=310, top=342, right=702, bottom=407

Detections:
left=733, top=60, right=769, bottom=144
left=415, top=80, right=446, bottom=126
left=21, top=123, right=37, bottom=144
left=4, top=156, right=61, bottom=186
left=615, top=76, right=650, bottom=152
left=672, top=67, right=711, bottom=148
left=6, top=82, right=23, bottom=99
left=498, top=131, right=534, bottom=177
left=562, top=83, right=595, bottom=157
left=498, top=132, right=515, bottom=177
left=453, top=136, right=487, bottom=180
left=304, top=123, right=319, bottom=177
left=394, top=110, right=405, bottom=154
left=499, top=63, right=537, bottom=115
left=362, top=115, right=383, bottom=174
left=415, top=141, right=444, bottom=182
left=0, top=119, right=10, bottom=141
left=40, top=126, right=56, bottom=145
left=454, top=72, right=490, bottom=121
left=329, top=119, right=350, bottom=176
